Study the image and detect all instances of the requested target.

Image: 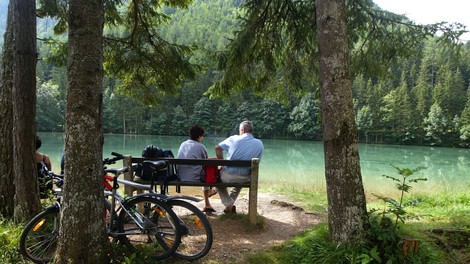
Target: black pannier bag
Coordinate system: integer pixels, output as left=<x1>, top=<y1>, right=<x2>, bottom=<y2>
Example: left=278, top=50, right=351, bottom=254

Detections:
left=135, top=145, right=178, bottom=182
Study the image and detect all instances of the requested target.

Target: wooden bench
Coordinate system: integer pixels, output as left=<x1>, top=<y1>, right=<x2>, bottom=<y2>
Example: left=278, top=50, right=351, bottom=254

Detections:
left=122, top=156, right=260, bottom=224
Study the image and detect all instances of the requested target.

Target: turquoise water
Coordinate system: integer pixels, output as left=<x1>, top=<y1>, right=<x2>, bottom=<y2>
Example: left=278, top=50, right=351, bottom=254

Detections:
left=38, top=132, right=470, bottom=195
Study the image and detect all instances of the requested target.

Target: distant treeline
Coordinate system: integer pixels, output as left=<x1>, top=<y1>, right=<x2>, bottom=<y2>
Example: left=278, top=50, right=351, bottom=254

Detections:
left=15, top=0, right=470, bottom=146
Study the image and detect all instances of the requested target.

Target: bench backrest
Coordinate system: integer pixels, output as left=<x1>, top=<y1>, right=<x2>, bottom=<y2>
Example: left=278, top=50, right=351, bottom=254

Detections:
left=130, top=157, right=253, bottom=168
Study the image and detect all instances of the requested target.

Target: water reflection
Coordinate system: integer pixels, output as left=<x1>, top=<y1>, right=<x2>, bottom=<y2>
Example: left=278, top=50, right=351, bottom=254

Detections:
left=38, top=133, right=469, bottom=194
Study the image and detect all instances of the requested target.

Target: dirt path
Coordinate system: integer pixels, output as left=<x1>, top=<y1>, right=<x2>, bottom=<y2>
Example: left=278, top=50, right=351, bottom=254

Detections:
left=176, top=190, right=326, bottom=263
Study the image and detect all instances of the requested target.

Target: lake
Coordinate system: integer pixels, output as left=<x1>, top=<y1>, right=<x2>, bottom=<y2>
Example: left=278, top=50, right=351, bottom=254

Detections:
left=38, top=132, right=470, bottom=196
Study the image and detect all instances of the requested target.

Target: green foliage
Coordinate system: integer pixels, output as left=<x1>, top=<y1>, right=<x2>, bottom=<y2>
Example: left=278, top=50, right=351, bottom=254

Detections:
left=361, top=166, right=431, bottom=262
left=190, top=97, right=213, bottom=132
left=210, top=0, right=466, bottom=100
left=247, top=223, right=438, bottom=264
left=27, top=0, right=470, bottom=145
left=246, top=187, right=460, bottom=264
left=36, top=0, right=198, bottom=105
left=0, top=218, right=28, bottom=264
left=209, top=0, right=318, bottom=99
left=214, top=100, right=238, bottom=136
left=36, top=80, right=65, bottom=132
left=147, top=112, right=170, bottom=135
left=252, top=98, right=290, bottom=138
left=423, top=104, right=450, bottom=146
left=371, top=165, right=427, bottom=228
left=171, top=105, right=189, bottom=135
left=288, top=93, right=322, bottom=140
left=363, top=216, right=403, bottom=263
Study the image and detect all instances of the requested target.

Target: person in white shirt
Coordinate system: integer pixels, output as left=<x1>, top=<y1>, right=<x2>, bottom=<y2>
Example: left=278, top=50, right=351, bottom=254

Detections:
left=215, top=120, right=264, bottom=214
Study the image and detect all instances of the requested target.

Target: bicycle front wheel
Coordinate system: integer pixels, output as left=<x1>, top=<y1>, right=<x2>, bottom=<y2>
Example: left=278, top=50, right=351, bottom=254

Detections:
left=117, top=196, right=181, bottom=260
left=19, top=205, right=60, bottom=264
left=167, top=199, right=213, bottom=260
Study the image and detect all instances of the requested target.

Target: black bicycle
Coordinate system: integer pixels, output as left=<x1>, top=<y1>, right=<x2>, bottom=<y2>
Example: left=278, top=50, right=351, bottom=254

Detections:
left=19, top=155, right=182, bottom=263
left=19, top=169, right=63, bottom=263
left=130, top=159, right=214, bottom=260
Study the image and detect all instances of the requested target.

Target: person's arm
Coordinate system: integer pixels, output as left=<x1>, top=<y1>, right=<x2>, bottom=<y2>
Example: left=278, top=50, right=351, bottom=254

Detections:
left=215, top=145, right=224, bottom=160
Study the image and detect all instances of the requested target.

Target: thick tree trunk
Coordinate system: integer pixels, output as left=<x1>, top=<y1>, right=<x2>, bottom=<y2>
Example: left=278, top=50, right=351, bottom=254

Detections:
left=12, top=0, right=40, bottom=223
left=315, top=0, right=368, bottom=243
left=0, top=1, right=15, bottom=218
left=54, top=0, right=110, bottom=262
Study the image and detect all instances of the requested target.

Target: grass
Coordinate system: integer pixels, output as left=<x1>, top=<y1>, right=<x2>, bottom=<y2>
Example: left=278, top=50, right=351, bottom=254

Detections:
left=2, top=189, right=468, bottom=263
left=264, top=185, right=328, bottom=213
left=0, top=218, right=29, bottom=264
left=247, top=188, right=470, bottom=264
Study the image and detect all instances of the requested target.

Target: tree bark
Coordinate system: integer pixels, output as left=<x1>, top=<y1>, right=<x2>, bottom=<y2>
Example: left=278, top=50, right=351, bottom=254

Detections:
left=12, top=0, right=40, bottom=223
left=315, top=0, right=368, bottom=243
left=54, top=0, right=110, bottom=262
left=0, top=0, right=15, bottom=218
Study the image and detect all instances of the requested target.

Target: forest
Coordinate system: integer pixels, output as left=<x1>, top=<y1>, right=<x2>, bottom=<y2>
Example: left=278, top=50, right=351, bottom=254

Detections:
left=1, top=0, right=469, bottom=147
left=1, top=1, right=469, bottom=263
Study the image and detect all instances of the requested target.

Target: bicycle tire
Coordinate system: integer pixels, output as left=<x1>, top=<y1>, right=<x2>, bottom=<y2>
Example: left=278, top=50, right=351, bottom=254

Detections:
left=167, top=199, right=213, bottom=260
left=117, top=196, right=181, bottom=260
left=19, top=205, right=60, bottom=264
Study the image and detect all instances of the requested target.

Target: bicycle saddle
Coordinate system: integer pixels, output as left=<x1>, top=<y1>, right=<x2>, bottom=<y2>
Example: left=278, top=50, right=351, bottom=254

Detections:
left=142, top=160, right=168, bottom=170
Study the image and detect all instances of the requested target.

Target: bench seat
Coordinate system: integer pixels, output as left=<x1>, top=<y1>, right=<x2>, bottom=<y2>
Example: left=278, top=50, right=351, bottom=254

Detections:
left=122, top=156, right=260, bottom=224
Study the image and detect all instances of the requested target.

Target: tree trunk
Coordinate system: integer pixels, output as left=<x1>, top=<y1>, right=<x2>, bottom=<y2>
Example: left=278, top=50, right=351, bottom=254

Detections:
left=315, top=0, right=368, bottom=243
left=0, top=0, right=15, bottom=218
left=54, top=0, right=110, bottom=262
left=12, top=0, right=40, bottom=223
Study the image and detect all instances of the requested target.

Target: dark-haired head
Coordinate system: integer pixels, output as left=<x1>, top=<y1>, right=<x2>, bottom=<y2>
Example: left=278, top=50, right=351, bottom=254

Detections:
left=189, top=125, right=205, bottom=141
left=36, top=136, right=42, bottom=150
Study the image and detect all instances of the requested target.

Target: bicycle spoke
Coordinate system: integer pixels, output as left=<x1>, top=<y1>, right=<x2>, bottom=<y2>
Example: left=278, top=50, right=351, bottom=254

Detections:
left=167, top=200, right=213, bottom=260
left=117, top=196, right=181, bottom=260
left=20, top=207, right=60, bottom=263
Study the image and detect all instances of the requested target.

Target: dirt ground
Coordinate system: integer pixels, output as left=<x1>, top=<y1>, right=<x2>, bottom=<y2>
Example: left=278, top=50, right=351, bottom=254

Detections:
left=171, top=188, right=326, bottom=263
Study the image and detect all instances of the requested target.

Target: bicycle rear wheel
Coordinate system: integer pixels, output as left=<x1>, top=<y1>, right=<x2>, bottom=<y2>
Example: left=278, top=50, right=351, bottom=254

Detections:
left=19, top=205, right=59, bottom=264
left=167, top=199, right=213, bottom=260
left=117, top=196, right=181, bottom=260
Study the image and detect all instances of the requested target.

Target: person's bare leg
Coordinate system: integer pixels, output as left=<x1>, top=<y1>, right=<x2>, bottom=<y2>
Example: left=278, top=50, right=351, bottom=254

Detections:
left=202, top=187, right=216, bottom=214
left=203, top=189, right=212, bottom=208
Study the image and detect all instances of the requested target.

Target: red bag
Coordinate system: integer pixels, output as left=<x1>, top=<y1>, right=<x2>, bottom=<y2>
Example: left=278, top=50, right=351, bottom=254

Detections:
left=201, top=158, right=220, bottom=183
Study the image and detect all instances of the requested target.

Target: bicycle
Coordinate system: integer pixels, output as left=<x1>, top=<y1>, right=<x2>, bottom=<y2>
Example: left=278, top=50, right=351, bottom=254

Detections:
left=123, top=158, right=213, bottom=260
left=19, top=169, right=63, bottom=263
left=20, top=154, right=182, bottom=263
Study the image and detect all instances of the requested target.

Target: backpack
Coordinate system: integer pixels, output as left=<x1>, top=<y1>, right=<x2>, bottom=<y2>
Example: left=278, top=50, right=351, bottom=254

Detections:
left=135, top=145, right=178, bottom=182
left=162, top=150, right=178, bottom=181
left=142, top=145, right=163, bottom=159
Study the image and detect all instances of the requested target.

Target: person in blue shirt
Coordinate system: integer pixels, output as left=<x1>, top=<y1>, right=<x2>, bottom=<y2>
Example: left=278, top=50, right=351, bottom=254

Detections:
left=215, top=120, right=264, bottom=214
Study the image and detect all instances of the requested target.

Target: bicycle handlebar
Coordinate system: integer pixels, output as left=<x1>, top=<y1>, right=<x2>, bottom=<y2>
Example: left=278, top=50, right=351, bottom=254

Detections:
left=103, top=152, right=125, bottom=165
left=41, top=166, right=64, bottom=188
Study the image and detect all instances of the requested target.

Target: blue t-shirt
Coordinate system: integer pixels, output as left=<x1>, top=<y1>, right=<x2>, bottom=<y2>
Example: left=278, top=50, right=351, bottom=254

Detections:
left=218, top=133, right=263, bottom=175
left=177, top=139, right=208, bottom=182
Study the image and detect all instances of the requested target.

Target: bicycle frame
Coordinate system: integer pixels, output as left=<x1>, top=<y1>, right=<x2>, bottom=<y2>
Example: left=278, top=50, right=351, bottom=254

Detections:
left=104, top=167, right=184, bottom=238
left=116, top=177, right=201, bottom=203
